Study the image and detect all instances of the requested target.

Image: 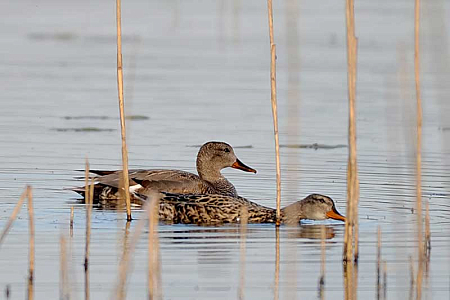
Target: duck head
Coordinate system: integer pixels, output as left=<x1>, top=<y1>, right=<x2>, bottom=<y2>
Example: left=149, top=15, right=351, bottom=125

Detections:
left=196, top=141, right=257, bottom=180
left=282, top=194, right=346, bottom=224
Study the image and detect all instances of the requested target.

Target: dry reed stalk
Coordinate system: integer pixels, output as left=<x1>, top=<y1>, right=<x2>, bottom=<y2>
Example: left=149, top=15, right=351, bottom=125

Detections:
left=343, top=256, right=359, bottom=300
left=114, top=201, right=152, bottom=300
left=318, top=225, right=326, bottom=300
left=154, top=220, right=162, bottom=300
left=70, top=206, right=74, bottom=237
left=353, top=262, right=359, bottom=300
left=274, top=226, right=280, bottom=300
left=382, top=261, right=387, bottom=300
left=343, top=0, right=359, bottom=264
left=237, top=207, right=248, bottom=300
left=148, top=196, right=161, bottom=300
left=117, top=220, right=131, bottom=300
left=84, top=160, right=93, bottom=300
left=5, top=285, right=10, bottom=299
left=343, top=262, right=353, bottom=300
left=26, top=187, right=34, bottom=300
left=409, top=255, right=415, bottom=285
left=60, top=235, right=69, bottom=300
left=116, top=0, right=132, bottom=222
left=0, top=189, right=27, bottom=247
left=266, top=0, right=281, bottom=225
left=424, top=201, right=430, bottom=257
left=414, top=0, right=424, bottom=298
left=376, top=226, right=381, bottom=300
left=408, top=257, right=415, bottom=300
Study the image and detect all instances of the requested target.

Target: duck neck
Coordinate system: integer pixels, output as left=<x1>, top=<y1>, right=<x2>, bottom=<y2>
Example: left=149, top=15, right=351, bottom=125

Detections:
left=280, top=202, right=302, bottom=225
left=197, top=157, right=223, bottom=182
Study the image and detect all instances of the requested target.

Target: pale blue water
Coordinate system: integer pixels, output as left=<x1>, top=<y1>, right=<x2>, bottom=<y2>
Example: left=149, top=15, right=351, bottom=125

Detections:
left=1, top=0, right=450, bottom=299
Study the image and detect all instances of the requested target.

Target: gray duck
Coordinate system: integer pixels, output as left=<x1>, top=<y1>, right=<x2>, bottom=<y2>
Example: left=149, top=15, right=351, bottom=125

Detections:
left=72, top=141, right=256, bottom=202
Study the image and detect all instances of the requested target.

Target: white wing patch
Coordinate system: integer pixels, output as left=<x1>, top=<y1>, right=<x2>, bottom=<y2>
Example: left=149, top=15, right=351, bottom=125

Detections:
left=129, top=184, right=143, bottom=193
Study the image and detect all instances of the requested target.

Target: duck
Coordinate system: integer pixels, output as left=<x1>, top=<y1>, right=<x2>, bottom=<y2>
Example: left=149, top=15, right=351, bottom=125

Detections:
left=72, top=141, right=257, bottom=202
left=138, top=190, right=346, bottom=225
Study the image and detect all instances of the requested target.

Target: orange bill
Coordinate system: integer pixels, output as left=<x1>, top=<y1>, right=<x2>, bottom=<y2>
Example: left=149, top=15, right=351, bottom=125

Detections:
left=231, top=158, right=257, bottom=173
left=326, top=207, right=346, bottom=222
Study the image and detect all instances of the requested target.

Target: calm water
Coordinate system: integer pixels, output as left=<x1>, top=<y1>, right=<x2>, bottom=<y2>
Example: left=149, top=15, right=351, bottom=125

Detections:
left=1, top=0, right=450, bottom=299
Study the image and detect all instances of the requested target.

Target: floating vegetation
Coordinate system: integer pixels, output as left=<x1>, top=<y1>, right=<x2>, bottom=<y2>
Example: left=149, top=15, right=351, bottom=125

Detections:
left=27, top=32, right=78, bottom=41
left=125, top=115, right=149, bottom=120
left=280, top=143, right=347, bottom=150
left=63, top=116, right=111, bottom=120
left=62, top=115, right=149, bottom=121
left=52, top=127, right=115, bottom=132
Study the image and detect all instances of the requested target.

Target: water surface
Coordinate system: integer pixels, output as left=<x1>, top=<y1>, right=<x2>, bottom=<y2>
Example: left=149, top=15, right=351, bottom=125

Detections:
left=1, top=0, right=450, bottom=299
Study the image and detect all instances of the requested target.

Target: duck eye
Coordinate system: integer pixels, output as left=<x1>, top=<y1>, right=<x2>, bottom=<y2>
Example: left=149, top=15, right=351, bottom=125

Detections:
left=224, top=148, right=230, bottom=153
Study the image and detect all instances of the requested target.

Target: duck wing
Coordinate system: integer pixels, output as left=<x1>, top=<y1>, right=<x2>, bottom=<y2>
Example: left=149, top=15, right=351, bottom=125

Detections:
left=135, top=179, right=209, bottom=194
left=94, top=169, right=201, bottom=189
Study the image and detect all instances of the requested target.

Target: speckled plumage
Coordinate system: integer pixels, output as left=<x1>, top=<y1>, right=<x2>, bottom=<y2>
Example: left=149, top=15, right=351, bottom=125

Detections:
left=72, top=142, right=256, bottom=202
left=145, top=192, right=345, bottom=225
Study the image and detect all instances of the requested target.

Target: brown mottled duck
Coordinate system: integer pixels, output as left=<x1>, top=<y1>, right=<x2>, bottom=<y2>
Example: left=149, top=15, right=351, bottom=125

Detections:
left=72, top=141, right=256, bottom=202
left=139, top=191, right=346, bottom=225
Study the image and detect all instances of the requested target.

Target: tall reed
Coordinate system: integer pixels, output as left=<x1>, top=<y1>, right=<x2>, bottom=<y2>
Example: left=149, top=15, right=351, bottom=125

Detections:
left=237, top=207, right=248, bottom=300
left=343, top=0, right=359, bottom=264
left=26, top=187, right=34, bottom=300
left=114, top=199, right=158, bottom=300
left=318, top=225, right=326, bottom=300
left=0, top=189, right=27, bottom=247
left=84, top=160, right=94, bottom=300
left=60, top=235, right=69, bottom=300
left=70, top=206, right=74, bottom=237
left=414, top=0, right=424, bottom=298
left=266, top=0, right=281, bottom=225
left=5, top=285, right=10, bottom=300
left=148, top=196, right=161, bottom=300
left=274, top=226, right=280, bottom=300
left=408, top=255, right=415, bottom=300
left=376, top=227, right=381, bottom=300
left=424, top=202, right=430, bottom=258
left=116, top=0, right=132, bottom=221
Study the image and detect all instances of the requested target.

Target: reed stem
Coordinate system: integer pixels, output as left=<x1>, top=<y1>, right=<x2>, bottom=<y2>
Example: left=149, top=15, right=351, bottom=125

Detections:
left=266, top=0, right=281, bottom=225
left=115, top=200, right=153, bottom=300
left=5, top=285, right=10, bottom=300
left=376, top=226, right=381, bottom=300
left=238, top=207, right=248, bottom=300
left=274, top=226, right=280, bottom=300
left=0, top=188, right=27, bottom=248
left=148, top=196, right=160, bottom=300
left=84, top=160, right=93, bottom=300
left=70, top=206, right=74, bottom=237
left=424, top=201, right=430, bottom=258
left=26, top=187, right=34, bottom=300
left=382, top=261, right=387, bottom=300
left=60, top=235, right=69, bottom=300
left=116, top=0, right=132, bottom=222
left=414, top=0, right=423, bottom=298
left=318, top=225, right=326, bottom=300
left=343, top=0, right=359, bottom=264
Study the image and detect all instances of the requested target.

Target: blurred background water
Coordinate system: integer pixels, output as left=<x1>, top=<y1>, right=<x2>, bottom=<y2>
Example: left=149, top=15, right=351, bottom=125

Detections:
left=1, top=0, right=450, bottom=299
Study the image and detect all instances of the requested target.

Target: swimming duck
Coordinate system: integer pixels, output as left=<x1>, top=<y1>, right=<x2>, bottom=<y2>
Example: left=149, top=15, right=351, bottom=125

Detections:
left=72, top=141, right=256, bottom=202
left=139, top=191, right=346, bottom=225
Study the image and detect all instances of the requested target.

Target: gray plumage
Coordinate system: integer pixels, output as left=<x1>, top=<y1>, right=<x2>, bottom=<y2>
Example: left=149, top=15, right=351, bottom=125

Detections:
left=72, top=141, right=256, bottom=202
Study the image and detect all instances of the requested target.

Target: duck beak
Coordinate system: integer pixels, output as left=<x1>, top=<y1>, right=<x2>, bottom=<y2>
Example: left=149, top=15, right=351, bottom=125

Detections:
left=326, top=207, right=346, bottom=222
left=231, top=158, right=257, bottom=173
